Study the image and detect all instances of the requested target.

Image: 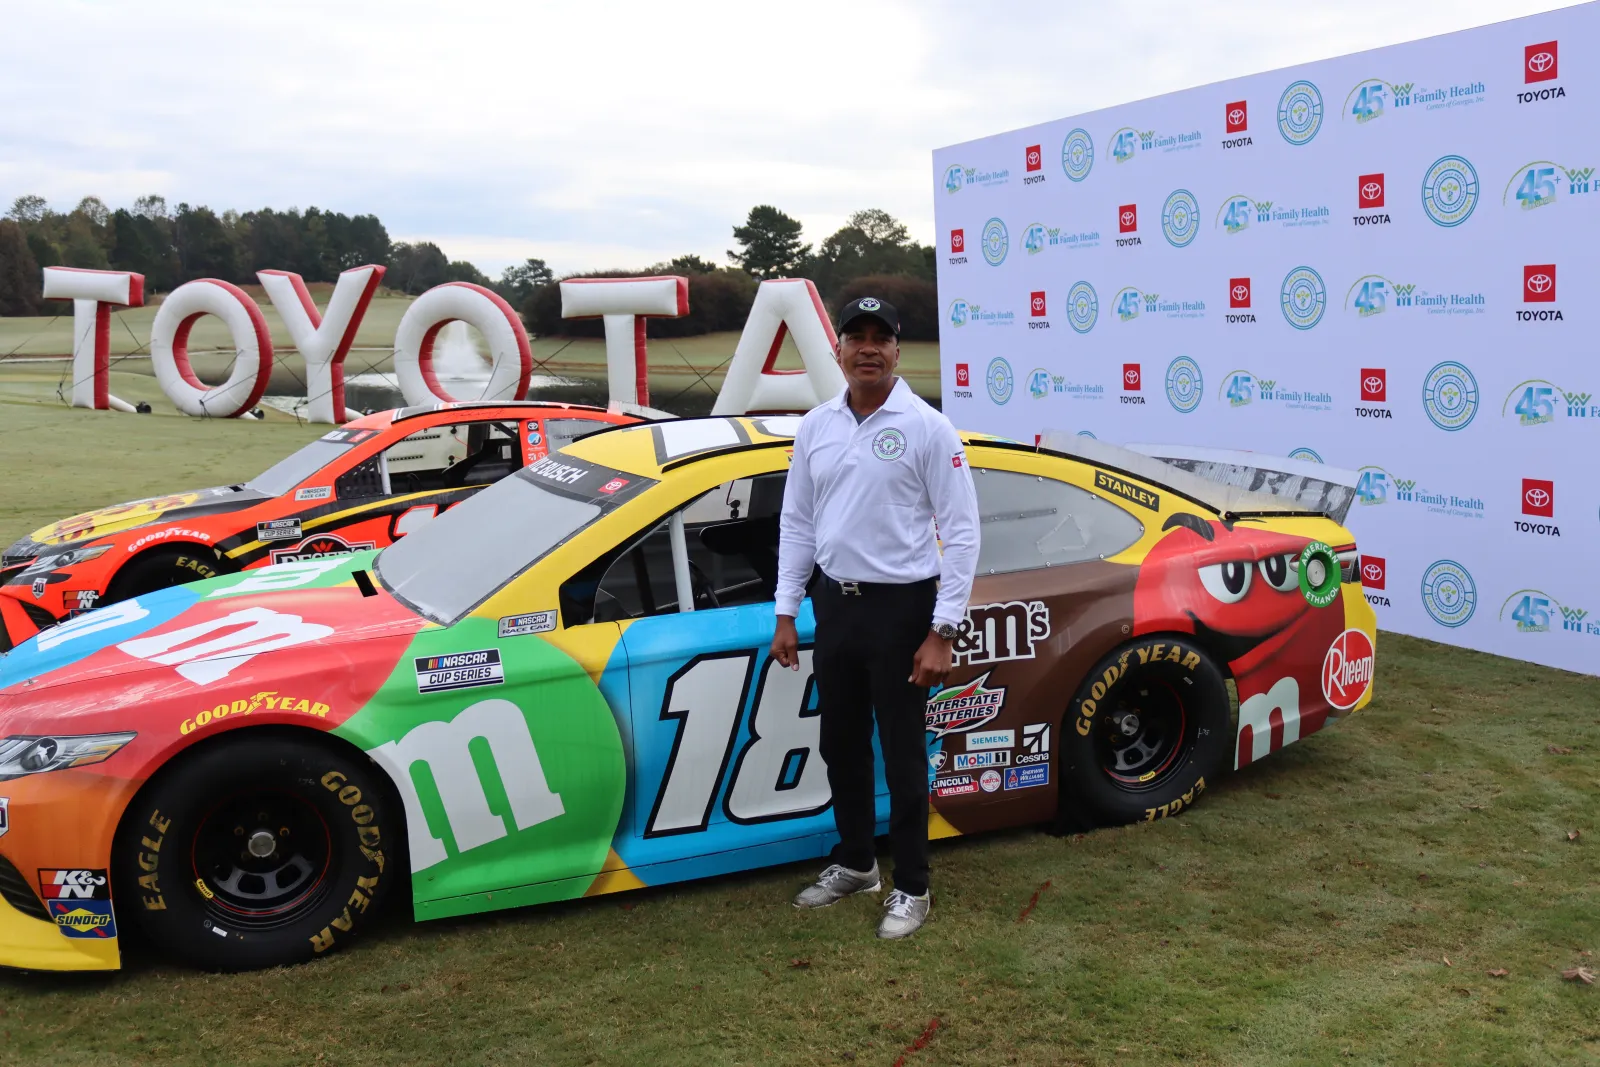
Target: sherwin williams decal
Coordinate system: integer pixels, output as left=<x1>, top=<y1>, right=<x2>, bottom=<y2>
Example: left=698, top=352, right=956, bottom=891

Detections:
left=1004, top=765, right=1049, bottom=790
left=337, top=618, right=626, bottom=919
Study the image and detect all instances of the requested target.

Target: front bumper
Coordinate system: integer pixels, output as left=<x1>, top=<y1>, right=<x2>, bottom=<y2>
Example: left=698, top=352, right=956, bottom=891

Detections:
left=0, top=880, right=120, bottom=971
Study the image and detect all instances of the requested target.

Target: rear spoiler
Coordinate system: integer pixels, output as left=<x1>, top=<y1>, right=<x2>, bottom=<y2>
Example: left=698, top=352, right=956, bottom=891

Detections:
left=1125, top=443, right=1359, bottom=525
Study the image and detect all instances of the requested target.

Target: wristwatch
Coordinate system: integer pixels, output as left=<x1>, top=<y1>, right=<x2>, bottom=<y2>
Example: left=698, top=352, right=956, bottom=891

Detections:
left=932, top=622, right=959, bottom=640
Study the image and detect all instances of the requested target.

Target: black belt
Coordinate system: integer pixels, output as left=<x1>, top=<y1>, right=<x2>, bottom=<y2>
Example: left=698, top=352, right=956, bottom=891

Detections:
left=818, top=574, right=937, bottom=597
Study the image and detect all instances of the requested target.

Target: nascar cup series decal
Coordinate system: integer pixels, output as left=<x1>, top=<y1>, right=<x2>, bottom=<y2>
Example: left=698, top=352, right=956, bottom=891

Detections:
left=256, top=518, right=304, bottom=542
left=415, top=649, right=505, bottom=694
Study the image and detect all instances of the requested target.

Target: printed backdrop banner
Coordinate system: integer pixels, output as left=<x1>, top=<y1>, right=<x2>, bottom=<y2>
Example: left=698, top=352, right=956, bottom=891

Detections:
left=934, top=3, right=1598, bottom=676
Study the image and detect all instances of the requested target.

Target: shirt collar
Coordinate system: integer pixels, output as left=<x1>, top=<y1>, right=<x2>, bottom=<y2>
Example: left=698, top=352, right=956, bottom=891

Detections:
left=831, top=376, right=913, bottom=415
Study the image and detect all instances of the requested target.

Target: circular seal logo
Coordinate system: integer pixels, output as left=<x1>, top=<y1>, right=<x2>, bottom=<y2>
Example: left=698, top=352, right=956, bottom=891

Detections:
left=1277, top=80, right=1324, bottom=145
left=1161, top=189, right=1200, bottom=247
left=1421, top=154, right=1479, bottom=227
left=1066, top=281, right=1098, bottom=334
left=1165, top=356, right=1204, bottom=413
left=1288, top=447, right=1324, bottom=463
left=1421, top=559, right=1477, bottom=628
left=944, top=164, right=964, bottom=194
left=1322, top=628, right=1375, bottom=710
left=1280, top=266, right=1327, bottom=330
left=858, top=297, right=881, bottom=311
left=948, top=299, right=970, bottom=328
left=1061, top=128, right=1094, bottom=182
left=1422, top=360, right=1479, bottom=431
left=981, top=218, right=1009, bottom=266
left=986, top=358, right=1014, bottom=405
left=1299, top=541, right=1342, bottom=608
left=979, top=769, right=1003, bottom=793
left=871, top=427, right=907, bottom=461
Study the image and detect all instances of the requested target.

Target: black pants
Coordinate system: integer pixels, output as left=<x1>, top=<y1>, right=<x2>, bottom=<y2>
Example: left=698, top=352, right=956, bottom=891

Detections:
left=813, top=574, right=937, bottom=896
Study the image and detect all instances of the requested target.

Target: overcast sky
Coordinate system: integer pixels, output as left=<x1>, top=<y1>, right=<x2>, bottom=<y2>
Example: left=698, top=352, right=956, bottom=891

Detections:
left=0, top=0, right=1580, bottom=277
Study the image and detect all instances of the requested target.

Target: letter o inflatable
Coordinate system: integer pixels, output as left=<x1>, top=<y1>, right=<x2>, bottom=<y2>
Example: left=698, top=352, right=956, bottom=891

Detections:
left=149, top=279, right=274, bottom=418
left=393, top=283, right=531, bottom=405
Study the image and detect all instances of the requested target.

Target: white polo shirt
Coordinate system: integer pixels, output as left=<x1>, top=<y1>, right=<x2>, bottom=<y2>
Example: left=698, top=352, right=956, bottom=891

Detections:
left=776, top=377, right=980, bottom=629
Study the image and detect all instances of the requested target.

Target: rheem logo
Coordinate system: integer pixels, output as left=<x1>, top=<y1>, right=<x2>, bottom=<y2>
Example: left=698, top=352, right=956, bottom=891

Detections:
left=1323, top=629, right=1375, bottom=709
left=1354, top=173, right=1390, bottom=226
left=1226, top=278, right=1255, bottom=325
left=1116, top=204, right=1141, bottom=248
left=1121, top=363, right=1145, bottom=405
left=948, top=229, right=967, bottom=266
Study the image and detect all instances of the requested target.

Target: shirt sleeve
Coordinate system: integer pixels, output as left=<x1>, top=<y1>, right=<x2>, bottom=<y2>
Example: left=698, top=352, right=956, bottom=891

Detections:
left=775, top=419, right=818, bottom=619
left=922, top=417, right=980, bottom=630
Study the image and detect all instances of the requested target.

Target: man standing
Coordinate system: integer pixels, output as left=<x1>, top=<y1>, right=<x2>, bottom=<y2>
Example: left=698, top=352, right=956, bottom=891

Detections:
left=772, top=296, right=980, bottom=940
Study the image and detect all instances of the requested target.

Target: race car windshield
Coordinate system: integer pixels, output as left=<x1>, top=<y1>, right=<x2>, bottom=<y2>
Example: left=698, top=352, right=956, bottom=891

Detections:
left=246, top=429, right=377, bottom=497
left=375, top=454, right=656, bottom=626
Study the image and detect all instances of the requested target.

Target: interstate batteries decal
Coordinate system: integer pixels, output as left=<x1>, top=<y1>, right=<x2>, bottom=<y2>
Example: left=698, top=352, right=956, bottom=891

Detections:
left=414, top=649, right=504, bottom=694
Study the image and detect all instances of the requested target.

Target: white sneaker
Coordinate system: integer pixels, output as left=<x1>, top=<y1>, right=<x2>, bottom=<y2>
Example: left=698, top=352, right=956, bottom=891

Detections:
left=876, top=889, right=930, bottom=939
left=792, top=862, right=881, bottom=909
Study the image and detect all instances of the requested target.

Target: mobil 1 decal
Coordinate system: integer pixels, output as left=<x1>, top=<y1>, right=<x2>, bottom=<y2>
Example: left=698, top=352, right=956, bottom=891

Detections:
left=336, top=617, right=625, bottom=913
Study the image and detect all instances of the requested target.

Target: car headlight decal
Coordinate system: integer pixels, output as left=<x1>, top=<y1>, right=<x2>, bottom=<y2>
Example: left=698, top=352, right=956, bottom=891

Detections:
left=0, top=732, right=136, bottom=780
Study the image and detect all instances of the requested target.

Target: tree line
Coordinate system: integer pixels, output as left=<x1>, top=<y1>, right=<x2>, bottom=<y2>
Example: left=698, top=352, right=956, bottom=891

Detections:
left=0, top=196, right=939, bottom=340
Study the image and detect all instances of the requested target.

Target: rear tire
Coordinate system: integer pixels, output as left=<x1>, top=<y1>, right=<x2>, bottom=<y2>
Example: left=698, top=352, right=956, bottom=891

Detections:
left=114, top=734, right=396, bottom=971
left=105, top=547, right=223, bottom=604
left=1058, top=636, right=1231, bottom=829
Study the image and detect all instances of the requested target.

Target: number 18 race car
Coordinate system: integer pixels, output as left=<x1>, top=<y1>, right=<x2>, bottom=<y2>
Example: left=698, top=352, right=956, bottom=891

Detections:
left=0, top=402, right=638, bottom=652
left=0, top=418, right=1375, bottom=971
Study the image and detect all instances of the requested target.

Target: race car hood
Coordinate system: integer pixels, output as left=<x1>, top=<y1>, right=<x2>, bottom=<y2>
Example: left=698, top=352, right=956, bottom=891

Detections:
left=6, top=486, right=269, bottom=561
left=0, top=552, right=427, bottom=708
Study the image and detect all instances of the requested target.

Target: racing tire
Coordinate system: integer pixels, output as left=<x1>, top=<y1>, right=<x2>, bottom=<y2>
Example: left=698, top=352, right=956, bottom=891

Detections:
left=105, top=547, right=224, bottom=604
left=1058, top=635, right=1231, bottom=830
left=114, top=733, right=397, bottom=972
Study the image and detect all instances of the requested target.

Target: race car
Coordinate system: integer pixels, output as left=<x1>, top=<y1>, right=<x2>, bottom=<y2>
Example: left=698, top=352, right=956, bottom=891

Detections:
left=0, top=402, right=640, bottom=652
left=0, top=417, right=1376, bottom=972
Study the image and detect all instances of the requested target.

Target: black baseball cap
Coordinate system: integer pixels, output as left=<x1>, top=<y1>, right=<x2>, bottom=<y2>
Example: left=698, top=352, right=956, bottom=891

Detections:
left=836, top=296, right=900, bottom=337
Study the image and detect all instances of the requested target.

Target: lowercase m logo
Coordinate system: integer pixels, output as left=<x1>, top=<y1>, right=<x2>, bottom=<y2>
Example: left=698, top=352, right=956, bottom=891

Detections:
left=950, top=229, right=964, bottom=253
left=1522, top=478, right=1554, bottom=517
left=1524, top=264, right=1556, bottom=302
left=1025, top=144, right=1042, bottom=172
left=1360, top=368, right=1387, bottom=402
left=1119, top=204, right=1138, bottom=233
left=1229, top=278, right=1251, bottom=308
left=1526, top=41, right=1558, bottom=83
left=1358, top=173, right=1385, bottom=208
left=1225, top=100, right=1248, bottom=132
left=1030, top=291, right=1046, bottom=317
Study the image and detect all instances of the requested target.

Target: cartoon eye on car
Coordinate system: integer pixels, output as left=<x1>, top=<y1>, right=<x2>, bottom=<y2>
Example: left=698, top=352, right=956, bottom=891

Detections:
left=0, top=418, right=1375, bottom=972
left=0, top=402, right=641, bottom=652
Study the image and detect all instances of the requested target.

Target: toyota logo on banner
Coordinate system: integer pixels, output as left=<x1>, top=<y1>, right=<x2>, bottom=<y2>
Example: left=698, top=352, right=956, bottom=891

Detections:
left=1030, top=291, right=1046, bottom=316
left=1225, top=101, right=1248, bottom=132
left=1025, top=144, right=1042, bottom=171
left=1526, top=40, right=1558, bottom=82
left=1522, top=478, right=1554, bottom=517
left=1229, top=278, right=1251, bottom=308
left=1360, top=556, right=1386, bottom=589
left=1360, top=368, right=1387, bottom=402
left=1358, top=173, right=1385, bottom=208
left=1524, top=265, right=1556, bottom=301
left=1119, top=205, right=1138, bottom=232
left=1123, top=363, right=1141, bottom=389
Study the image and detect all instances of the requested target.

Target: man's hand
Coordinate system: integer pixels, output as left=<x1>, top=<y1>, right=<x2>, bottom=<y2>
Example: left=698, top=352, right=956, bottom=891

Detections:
left=772, top=614, right=800, bottom=670
left=909, top=629, right=953, bottom=688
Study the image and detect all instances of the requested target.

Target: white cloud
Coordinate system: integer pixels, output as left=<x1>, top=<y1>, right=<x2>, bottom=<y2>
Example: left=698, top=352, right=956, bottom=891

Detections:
left=0, top=0, right=1580, bottom=276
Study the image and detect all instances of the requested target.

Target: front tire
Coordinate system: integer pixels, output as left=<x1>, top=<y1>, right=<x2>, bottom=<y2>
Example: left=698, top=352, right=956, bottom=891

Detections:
left=115, top=734, right=396, bottom=971
left=105, top=547, right=223, bottom=604
left=1059, top=636, right=1231, bottom=828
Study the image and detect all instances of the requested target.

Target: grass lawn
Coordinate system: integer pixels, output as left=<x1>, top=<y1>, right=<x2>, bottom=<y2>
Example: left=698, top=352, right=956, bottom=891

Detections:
left=0, top=288, right=943, bottom=417
left=0, top=398, right=1597, bottom=1066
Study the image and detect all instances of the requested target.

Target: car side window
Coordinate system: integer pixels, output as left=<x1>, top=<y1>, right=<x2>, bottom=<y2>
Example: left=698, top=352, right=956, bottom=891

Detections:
left=543, top=418, right=608, bottom=452
left=381, top=421, right=521, bottom=495
left=561, top=472, right=787, bottom=625
left=971, top=467, right=1143, bottom=575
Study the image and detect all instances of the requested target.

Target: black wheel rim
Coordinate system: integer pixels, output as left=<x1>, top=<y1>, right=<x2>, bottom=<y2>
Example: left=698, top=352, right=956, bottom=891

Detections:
left=190, top=789, right=333, bottom=930
left=1094, top=680, right=1190, bottom=790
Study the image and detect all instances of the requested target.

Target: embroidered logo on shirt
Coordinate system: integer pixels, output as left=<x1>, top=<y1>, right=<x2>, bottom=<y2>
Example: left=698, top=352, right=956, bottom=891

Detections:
left=872, top=427, right=907, bottom=461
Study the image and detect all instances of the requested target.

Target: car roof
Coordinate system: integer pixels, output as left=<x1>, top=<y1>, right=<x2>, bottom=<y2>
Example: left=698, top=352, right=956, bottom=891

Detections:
left=559, top=414, right=1018, bottom=478
left=345, top=400, right=642, bottom=432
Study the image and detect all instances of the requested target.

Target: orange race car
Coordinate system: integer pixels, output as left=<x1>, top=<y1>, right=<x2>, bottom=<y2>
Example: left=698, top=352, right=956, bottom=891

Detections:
left=0, top=402, right=640, bottom=651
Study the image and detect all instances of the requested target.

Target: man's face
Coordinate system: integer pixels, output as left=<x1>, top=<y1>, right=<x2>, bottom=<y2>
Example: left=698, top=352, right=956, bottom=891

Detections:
left=836, top=317, right=899, bottom=389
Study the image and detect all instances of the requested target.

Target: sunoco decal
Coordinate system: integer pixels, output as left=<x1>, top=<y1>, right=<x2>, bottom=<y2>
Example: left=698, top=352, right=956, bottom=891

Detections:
left=48, top=899, right=117, bottom=939
left=925, top=672, right=1006, bottom=738
left=415, top=649, right=504, bottom=694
